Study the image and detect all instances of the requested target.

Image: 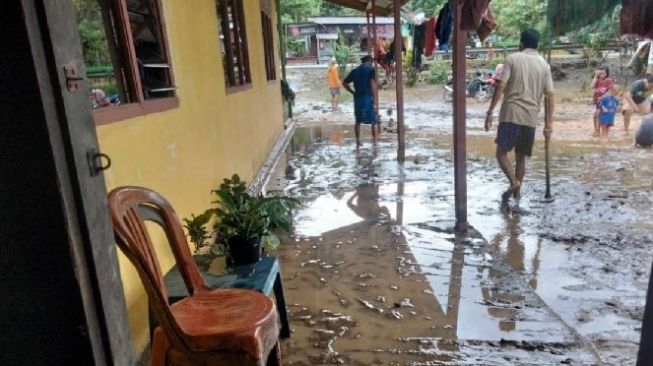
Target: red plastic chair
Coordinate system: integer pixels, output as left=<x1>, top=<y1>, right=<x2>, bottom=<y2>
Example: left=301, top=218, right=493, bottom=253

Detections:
left=108, top=186, right=280, bottom=366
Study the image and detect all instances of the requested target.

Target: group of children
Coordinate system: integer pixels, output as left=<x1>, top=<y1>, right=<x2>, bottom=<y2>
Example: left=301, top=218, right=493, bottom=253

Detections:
left=591, top=66, right=653, bottom=141
left=592, top=66, right=621, bottom=137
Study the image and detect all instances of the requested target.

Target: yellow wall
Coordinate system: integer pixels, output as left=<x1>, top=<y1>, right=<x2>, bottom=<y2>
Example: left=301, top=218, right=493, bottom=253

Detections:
left=96, top=0, right=284, bottom=355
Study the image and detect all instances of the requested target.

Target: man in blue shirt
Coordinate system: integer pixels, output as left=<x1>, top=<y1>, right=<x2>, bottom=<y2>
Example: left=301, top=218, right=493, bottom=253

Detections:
left=344, top=55, right=378, bottom=145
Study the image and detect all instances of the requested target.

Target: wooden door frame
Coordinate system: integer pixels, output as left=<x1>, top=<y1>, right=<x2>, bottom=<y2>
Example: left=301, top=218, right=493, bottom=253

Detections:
left=20, top=0, right=134, bottom=364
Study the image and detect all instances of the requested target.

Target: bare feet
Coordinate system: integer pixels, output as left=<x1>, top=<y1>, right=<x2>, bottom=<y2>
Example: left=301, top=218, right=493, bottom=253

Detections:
left=592, top=131, right=600, bottom=137
left=501, top=181, right=521, bottom=203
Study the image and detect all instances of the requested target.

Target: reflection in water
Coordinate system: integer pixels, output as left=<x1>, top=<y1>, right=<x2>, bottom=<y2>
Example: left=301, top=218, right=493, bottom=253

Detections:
left=269, top=125, right=602, bottom=364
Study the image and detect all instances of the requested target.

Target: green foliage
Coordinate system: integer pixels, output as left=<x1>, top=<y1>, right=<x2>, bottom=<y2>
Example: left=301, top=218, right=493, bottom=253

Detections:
left=406, top=0, right=448, bottom=14
left=287, top=38, right=305, bottom=55
left=335, top=30, right=357, bottom=77
left=404, top=51, right=418, bottom=87
left=491, top=0, right=547, bottom=38
left=280, top=0, right=359, bottom=23
left=211, top=175, right=299, bottom=251
left=73, top=0, right=112, bottom=67
left=570, top=6, right=621, bottom=60
left=426, top=61, right=450, bottom=84
left=182, top=212, right=212, bottom=254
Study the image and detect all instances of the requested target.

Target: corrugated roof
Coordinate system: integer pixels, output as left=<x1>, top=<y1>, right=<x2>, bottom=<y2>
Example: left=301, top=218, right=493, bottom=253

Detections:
left=307, top=16, right=394, bottom=25
left=322, top=0, right=410, bottom=17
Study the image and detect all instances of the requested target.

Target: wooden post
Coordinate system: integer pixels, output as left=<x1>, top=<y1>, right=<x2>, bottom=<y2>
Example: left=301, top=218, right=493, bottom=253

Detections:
left=452, top=0, right=468, bottom=231
left=372, top=4, right=380, bottom=132
left=637, top=260, right=653, bottom=365
left=393, top=0, right=405, bottom=162
left=366, top=12, right=372, bottom=56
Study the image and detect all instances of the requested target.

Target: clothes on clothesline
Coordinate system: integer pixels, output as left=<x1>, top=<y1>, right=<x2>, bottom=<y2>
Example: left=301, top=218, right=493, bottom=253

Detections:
left=425, top=17, right=437, bottom=57
left=435, top=4, right=453, bottom=51
left=413, top=22, right=427, bottom=68
left=460, top=0, right=496, bottom=42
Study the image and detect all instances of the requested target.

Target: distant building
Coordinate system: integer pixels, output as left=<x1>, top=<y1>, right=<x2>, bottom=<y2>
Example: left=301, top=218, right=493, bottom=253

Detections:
left=286, top=16, right=395, bottom=64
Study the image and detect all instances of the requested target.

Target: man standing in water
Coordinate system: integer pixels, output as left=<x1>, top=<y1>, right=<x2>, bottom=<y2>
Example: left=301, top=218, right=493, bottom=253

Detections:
left=343, top=55, right=378, bottom=145
left=485, top=28, right=555, bottom=202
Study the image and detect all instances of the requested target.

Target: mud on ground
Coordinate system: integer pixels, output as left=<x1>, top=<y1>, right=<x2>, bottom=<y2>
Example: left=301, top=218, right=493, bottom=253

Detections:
left=270, top=62, right=652, bottom=365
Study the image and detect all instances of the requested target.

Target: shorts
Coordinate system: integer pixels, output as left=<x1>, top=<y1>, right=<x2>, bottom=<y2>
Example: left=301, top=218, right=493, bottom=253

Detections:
left=495, top=122, right=536, bottom=156
left=354, top=94, right=377, bottom=125
left=623, top=100, right=651, bottom=114
left=330, top=87, right=340, bottom=97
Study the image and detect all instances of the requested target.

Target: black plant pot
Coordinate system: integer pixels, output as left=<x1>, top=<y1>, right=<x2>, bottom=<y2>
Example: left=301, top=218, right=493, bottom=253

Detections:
left=227, top=236, right=261, bottom=265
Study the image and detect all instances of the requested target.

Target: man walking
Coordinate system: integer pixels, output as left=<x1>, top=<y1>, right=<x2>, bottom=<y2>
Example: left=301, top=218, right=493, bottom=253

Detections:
left=485, top=28, right=555, bottom=202
left=343, top=55, right=378, bottom=145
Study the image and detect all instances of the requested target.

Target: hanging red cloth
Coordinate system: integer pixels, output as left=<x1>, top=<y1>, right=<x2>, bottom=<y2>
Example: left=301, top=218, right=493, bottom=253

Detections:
left=620, top=0, right=653, bottom=38
left=460, top=0, right=496, bottom=42
left=424, top=17, right=437, bottom=57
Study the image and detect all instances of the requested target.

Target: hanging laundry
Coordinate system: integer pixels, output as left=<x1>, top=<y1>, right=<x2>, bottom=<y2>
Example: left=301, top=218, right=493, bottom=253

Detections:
left=460, top=0, right=496, bottom=42
left=425, top=17, right=437, bottom=57
left=413, top=22, right=427, bottom=68
left=435, top=4, right=453, bottom=51
left=547, top=0, right=620, bottom=35
left=620, top=0, right=653, bottom=39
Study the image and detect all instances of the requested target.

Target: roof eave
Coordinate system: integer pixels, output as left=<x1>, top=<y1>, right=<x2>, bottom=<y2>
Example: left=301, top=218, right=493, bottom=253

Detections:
left=322, top=0, right=409, bottom=17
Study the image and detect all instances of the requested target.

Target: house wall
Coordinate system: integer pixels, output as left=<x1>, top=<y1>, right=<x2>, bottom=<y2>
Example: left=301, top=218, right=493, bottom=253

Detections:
left=96, top=0, right=284, bottom=355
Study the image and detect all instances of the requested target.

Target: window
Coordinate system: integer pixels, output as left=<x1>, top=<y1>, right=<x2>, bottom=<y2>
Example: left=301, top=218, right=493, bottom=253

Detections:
left=74, top=0, right=177, bottom=124
left=260, top=0, right=276, bottom=81
left=216, top=0, right=251, bottom=89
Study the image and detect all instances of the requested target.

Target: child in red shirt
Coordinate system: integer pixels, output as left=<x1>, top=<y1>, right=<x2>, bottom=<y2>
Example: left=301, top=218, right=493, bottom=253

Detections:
left=592, top=66, right=614, bottom=136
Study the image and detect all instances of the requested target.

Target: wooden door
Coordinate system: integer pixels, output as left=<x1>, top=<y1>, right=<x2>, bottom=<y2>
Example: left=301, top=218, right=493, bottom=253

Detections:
left=1, top=1, right=135, bottom=364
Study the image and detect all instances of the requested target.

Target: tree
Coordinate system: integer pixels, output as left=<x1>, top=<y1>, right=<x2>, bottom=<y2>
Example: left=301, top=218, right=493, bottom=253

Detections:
left=491, top=0, right=547, bottom=38
left=73, top=0, right=112, bottom=67
left=280, top=0, right=320, bottom=23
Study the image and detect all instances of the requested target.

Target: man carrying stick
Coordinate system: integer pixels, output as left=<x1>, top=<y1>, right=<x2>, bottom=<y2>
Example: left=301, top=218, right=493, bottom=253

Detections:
left=485, top=28, right=555, bottom=203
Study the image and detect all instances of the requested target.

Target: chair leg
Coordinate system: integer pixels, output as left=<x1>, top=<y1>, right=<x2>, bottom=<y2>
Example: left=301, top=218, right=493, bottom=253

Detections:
left=150, top=327, right=170, bottom=366
left=266, top=342, right=281, bottom=366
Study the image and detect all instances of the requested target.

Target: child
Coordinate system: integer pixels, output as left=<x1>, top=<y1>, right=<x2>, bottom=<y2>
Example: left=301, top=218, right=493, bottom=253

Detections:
left=592, top=66, right=614, bottom=136
left=597, top=85, right=620, bottom=136
left=327, top=58, right=341, bottom=111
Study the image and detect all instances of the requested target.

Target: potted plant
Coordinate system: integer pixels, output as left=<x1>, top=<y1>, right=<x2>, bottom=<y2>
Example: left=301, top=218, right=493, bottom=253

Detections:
left=211, top=174, right=298, bottom=265
left=182, top=212, right=212, bottom=254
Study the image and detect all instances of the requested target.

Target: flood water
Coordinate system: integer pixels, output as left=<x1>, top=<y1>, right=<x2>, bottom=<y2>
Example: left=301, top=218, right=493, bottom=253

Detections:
left=266, top=96, right=653, bottom=365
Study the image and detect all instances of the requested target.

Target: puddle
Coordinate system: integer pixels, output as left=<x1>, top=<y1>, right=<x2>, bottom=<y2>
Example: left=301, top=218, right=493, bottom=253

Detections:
left=266, top=93, right=652, bottom=364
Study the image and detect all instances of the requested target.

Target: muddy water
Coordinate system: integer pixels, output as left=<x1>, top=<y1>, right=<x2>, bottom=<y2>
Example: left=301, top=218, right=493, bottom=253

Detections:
left=267, top=96, right=652, bottom=365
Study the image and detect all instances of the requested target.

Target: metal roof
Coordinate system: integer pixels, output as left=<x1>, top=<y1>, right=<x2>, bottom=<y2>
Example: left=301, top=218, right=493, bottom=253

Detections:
left=322, top=0, right=411, bottom=17
left=307, top=16, right=395, bottom=25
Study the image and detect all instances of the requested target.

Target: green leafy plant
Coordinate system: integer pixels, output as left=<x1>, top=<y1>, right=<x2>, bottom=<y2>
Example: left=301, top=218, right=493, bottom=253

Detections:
left=404, top=52, right=419, bottom=87
left=334, top=29, right=357, bottom=78
left=426, top=61, right=450, bottom=84
left=182, top=211, right=212, bottom=254
left=211, top=174, right=299, bottom=253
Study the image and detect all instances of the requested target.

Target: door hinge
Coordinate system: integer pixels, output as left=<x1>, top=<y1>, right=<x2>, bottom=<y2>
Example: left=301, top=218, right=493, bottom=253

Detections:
left=64, top=65, right=84, bottom=92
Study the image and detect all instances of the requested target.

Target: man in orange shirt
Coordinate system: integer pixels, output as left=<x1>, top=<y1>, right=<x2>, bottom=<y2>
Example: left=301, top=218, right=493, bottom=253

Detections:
left=327, top=58, right=342, bottom=110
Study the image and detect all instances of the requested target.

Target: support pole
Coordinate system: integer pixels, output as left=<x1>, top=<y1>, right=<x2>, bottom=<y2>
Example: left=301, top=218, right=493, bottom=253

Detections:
left=393, top=0, right=405, bottom=162
left=637, top=259, right=653, bottom=365
left=452, top=0, right=467, bottom=231
left=372, top=4, right=380, bottom=132
left=366, top=12, right=372, bottom=56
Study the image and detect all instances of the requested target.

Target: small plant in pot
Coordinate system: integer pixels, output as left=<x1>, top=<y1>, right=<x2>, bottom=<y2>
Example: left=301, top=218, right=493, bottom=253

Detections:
left=212, top=174, right=298, bottom=265
left=182, top=211, right=212, bottom=254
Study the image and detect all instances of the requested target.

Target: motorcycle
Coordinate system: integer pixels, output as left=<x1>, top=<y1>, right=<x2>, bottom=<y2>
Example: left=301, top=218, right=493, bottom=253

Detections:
left=442, top=71, right=494, bottom=103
